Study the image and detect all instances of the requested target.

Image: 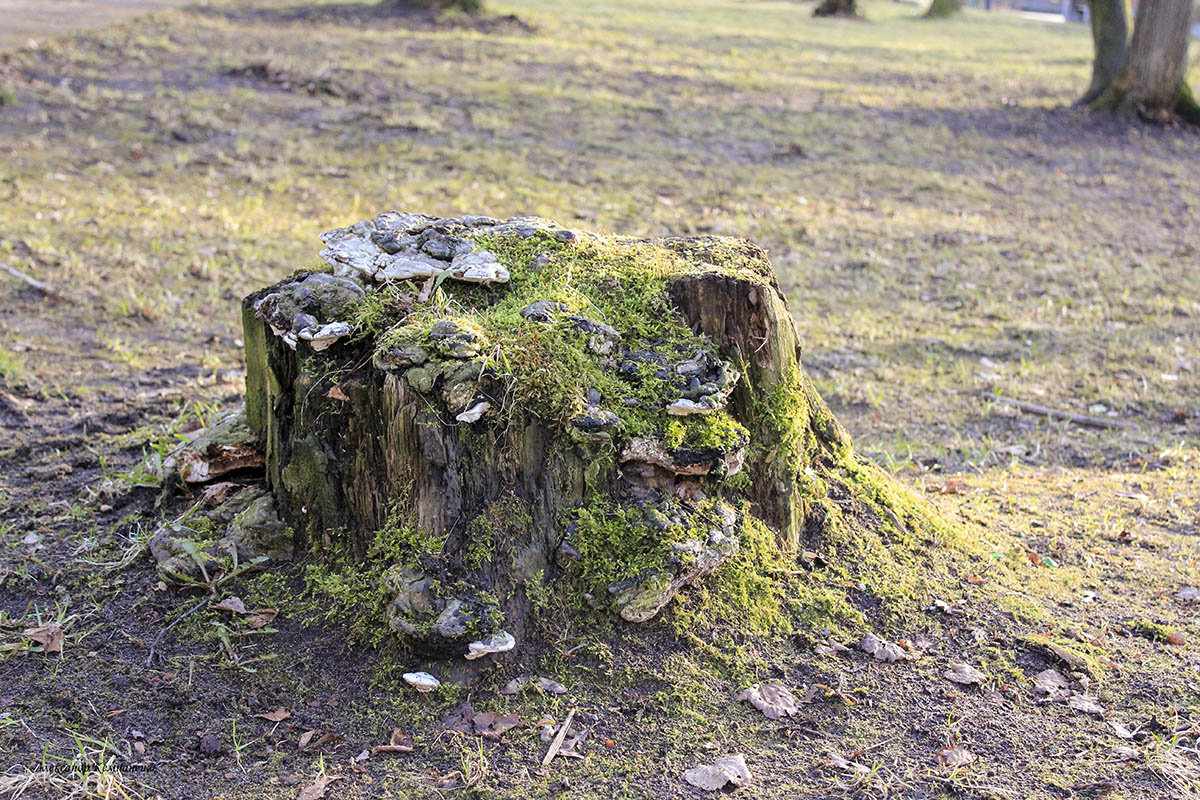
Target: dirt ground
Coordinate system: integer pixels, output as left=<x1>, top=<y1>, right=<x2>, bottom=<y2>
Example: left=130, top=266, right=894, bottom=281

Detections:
left=0, top=0, right=1198, bottom=798
left=0, top=0, right=186, bottom=51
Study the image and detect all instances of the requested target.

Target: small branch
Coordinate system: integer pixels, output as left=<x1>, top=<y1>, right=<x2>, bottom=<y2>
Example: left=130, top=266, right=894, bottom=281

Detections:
left=144, top=598, right=209, bottom=667
left=541, top=708, right=575, bottom=767
left=0, top=261, right=60, bottom=299
left=991, top=396, right=1132, bottom=430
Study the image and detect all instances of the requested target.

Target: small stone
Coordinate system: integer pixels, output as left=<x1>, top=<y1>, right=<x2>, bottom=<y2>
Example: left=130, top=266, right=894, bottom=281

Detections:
left=403, top=672, right=440, bottom=693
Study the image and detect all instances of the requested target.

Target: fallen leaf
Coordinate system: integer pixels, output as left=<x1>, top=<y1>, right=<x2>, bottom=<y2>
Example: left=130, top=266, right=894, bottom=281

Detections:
left=472, top=711, right=521, bottom=740
left=213, top=597, right=247, bottom=614
left=937, top=746, right=976, bottom=768
left=254, top=707, right=291, bottom=723
left=828, top=752, right=869, bottom=774
left=735, top=682, right=801, bottom=720
left=297, top=775, right=342, bottom=800
left=683, top=754, right=752, bottom=791
left=534, top=676, right=568, bottom=694
left=22, top=623, right=64, bottom=654
left=1175, top=587, right=1200, bottom=603
left=244, top=609, right=278, bottom=629
left=499, top=674, right=530, bottom=695
left=313, top=732, right=340, bottom=748
left=440, top=703, right=476, bottom=734
left=298, top=729, right=316, bottom=749
left=944, top=663, right=986, bottom=685
left=860, top=632, right=906, bottom=662
left=1112, top=745, right=1139, bottom=761
left=1108, top=720, right=1134, bottom=739
left=1068, top=694, right=1105, bottom=715
left=372, top=728, right=413, bottom=755
left=1033, top=669, right=1070, bottom=700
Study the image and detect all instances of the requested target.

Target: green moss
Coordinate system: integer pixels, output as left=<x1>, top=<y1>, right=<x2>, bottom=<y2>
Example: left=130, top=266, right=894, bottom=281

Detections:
left=1133, top=618, right=1178, bottom=643
left=663, top=412, right=747, bottom=453
left=464, top=493, right=531, bottom=570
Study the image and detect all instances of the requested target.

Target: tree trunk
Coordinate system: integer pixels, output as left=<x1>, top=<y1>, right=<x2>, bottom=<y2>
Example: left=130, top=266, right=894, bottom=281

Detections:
left=1092, top=0, right=1200, bottom=123
left=813, top=0, right=859, bottom=18
left=1079, top=0, right=1128, bottom=105
left=924, top=0, right=962, bottom=18
left=242, top=212, right=939, bottom=665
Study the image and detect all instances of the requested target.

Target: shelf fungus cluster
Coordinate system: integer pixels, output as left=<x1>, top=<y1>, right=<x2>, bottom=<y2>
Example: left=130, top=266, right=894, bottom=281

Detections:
left=241, top=211, right=860, bottom=660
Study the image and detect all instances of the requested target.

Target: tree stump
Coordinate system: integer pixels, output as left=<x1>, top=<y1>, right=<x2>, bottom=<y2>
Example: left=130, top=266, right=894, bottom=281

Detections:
left=241, top=212, right=937, bottom=663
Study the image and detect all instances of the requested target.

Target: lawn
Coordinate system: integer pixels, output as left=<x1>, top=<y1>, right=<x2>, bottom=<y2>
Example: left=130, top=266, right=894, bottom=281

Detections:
left=0, top=1, right=1198, bottom=797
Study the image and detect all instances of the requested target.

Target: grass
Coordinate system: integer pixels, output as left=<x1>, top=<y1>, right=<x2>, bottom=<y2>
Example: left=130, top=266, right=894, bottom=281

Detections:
left=0, top=1, right=1197, bottom=798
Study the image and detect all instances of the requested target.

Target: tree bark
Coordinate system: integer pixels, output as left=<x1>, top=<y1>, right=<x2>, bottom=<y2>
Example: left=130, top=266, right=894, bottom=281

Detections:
left=813, top=0, right=859, bottom=18
left=1079, top=0, right=1128, bottom=105
left=1091, top=0, right=1199, bottom=122
left=924, top=0, right=962, bottom=18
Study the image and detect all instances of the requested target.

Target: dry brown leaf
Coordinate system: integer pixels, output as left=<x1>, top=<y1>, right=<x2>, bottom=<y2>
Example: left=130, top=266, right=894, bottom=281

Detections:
left=499, top=674, right=529, bottom=695
left=22, top=623, right=64, bottom=654
left=937, top=746, right=976, bottom=768
left=254, top=707, right=291, bottom=723
left=213, top=597, right=247, bottom=614
left=735, top=682, right=801, bottom=720
left=944, top=663, right=986, bottom=685
left=534, top=676, right=568, bottom=694
left=682, top=754, right=752, bottom=791
left=1108, top=720, right=1134, bottom=739
left=372, top=728, right=414, bottom=755
left=860, top=632, right=906, bottom=662
left=296, top=775, right=342, bottom=800
left=1033, top=668, right=1070, bottom=700
left=298, top=729, right=316, bottom=749
left=472, top=711, right=521, bottom=740
left=1068, top=694, right=1105, bottom=715
left=244, top=609, right=278, bottom=629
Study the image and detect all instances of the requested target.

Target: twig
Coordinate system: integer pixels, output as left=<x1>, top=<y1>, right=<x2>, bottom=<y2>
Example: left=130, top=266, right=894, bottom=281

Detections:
left=144, top=598, right=209, bottom=667
left=541, top=708, right=575, bottom=767
left=0, top=261, right=60, bottom=298
left=992, top=395, right=1132, bottom=430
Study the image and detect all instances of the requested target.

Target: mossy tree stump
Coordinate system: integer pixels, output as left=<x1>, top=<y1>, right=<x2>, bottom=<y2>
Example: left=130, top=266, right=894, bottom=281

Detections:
left=242, top=212, right=939, bottom=663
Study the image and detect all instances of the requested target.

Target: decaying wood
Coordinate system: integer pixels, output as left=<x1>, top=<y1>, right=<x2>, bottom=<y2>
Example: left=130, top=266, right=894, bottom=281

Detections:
left=992, top=395, right=1132, bottom=430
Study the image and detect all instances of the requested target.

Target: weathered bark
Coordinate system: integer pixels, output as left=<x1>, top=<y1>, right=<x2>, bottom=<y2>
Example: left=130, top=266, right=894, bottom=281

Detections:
left=1091, top=0, right=1199, bottom=123
left=241, top=212, right=926, bottom=665
left=813, top=0, right=859, bottom=18
left=1079, top=0, right=1128, bottom=106
left=924, top=0, right=961, bottom=18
